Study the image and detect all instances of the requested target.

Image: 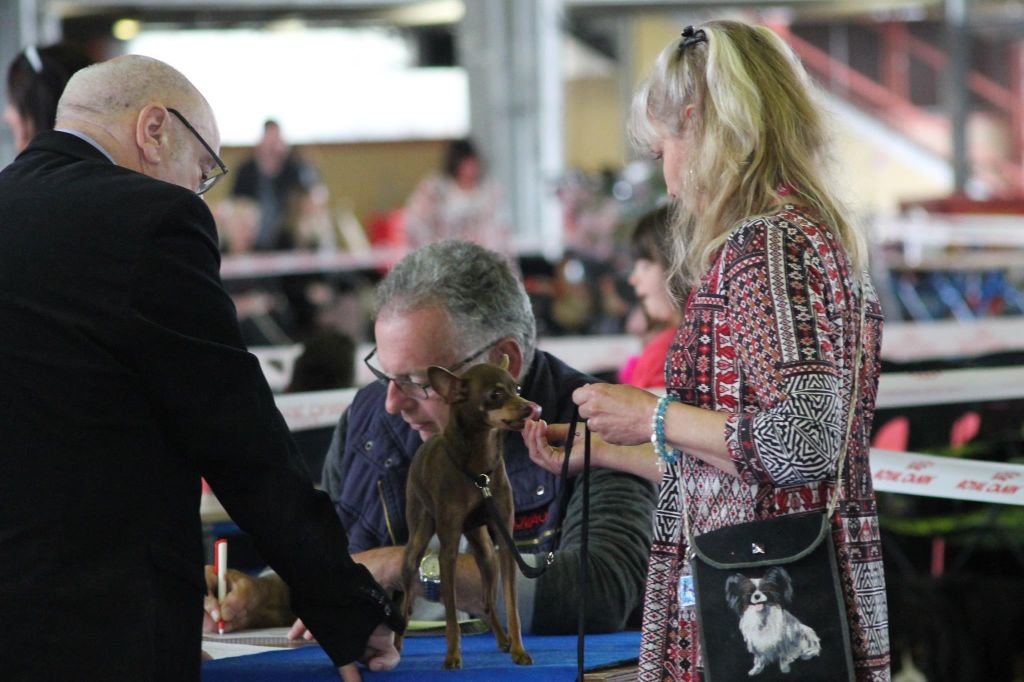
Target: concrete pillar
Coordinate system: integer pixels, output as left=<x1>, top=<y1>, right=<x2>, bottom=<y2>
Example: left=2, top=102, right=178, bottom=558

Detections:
left=945, top=0, right=971, bottom=195
left=457, top=0, right=565, bottom=258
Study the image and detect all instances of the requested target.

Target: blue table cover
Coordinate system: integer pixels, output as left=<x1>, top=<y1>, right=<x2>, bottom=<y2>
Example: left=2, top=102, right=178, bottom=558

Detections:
left=203, top=631, right=640, bottom=681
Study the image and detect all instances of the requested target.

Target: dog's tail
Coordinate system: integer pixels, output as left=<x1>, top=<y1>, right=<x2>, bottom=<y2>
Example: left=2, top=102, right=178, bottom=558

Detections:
left=799, top=624, right=822, bottom=660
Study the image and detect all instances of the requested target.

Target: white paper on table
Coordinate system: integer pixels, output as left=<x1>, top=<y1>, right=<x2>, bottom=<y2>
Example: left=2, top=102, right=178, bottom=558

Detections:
left=202, top=641, right=282, bottom=659
left=201, top=626, right=315, bottom=655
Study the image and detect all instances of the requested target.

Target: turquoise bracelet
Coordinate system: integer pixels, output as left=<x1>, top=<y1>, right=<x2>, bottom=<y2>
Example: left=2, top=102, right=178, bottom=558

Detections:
left=650, top=393, right=680, bottom=468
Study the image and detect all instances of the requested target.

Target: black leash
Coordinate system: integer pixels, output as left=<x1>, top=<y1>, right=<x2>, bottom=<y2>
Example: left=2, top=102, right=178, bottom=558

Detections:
left=472, top=472, right=552, bottom=578
left=460, top=412, right=591, bottom=679
left=562, top=410, right=590, bottom=682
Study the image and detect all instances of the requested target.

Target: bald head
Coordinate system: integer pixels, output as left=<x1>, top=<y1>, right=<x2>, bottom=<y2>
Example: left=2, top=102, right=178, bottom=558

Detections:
left=54, top=55, right=222, bottom=195
left=57, top=55, right=206, bottom=126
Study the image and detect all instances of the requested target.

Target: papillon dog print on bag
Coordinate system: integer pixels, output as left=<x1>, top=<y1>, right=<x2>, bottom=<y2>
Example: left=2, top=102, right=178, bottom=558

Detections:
left=724, top=567, right=822, bottom=676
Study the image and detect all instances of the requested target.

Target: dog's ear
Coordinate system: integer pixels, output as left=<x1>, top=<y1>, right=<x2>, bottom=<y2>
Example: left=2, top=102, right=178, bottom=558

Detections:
left=761, top=567, right=794, bottom=605
left=498, top=353, right=510, bottom=371
left=427, top=366, right=468, bottom=404
left=724, top=573, right=746, bottom=616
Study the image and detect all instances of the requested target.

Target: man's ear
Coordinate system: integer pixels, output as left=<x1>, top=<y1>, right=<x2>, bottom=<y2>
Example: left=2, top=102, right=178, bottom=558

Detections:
left=492, top=338, right=523, bottom=379
left=427, top=366, right=466, bottom=404
left=134, top=104, right=171, bottom=165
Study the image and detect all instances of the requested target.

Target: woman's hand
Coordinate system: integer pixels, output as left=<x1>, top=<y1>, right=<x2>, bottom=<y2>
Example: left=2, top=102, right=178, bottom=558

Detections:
left=574, top=383, right=659, bottom=446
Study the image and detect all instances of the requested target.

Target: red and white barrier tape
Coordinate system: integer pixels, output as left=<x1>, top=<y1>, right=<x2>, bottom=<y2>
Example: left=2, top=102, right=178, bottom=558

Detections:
left=201, top=444, right=1024, bottom=525
left=871, top=448, right=1024, bottom=506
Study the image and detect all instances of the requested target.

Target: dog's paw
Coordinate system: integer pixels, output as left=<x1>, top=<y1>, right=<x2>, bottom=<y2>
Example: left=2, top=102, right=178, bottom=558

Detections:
left=494, top=632, right=510, bottom=652
left=443, top=653, right=463, bottom=670
left=510, top=647, right=533, bottom=666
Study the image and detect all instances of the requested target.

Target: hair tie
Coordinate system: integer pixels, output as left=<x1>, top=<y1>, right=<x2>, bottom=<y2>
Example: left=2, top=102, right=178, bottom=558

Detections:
left=23, top=45, right=43, bottom=74
left=680, top=25, right=707, bottom=50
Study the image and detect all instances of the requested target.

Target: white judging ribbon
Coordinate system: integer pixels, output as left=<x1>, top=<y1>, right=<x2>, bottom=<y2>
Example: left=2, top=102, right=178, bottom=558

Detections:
left=874, top=213, right=1024, bottom=250
left=871, top=448, right=1024, bottom=506
left=220, top=247, right=407, bottom=280
left=882, top=317, right=1024, bottom=363
left=255, top=321, right=1024, bottom=394
left=877, top=365, right=1024, bottom=409
left=274, top=388, right=357, bottom=432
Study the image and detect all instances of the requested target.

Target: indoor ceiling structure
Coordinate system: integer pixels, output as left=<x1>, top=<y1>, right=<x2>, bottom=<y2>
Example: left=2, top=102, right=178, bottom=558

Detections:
left=40, top=0, right=952, bottom=33
left=35, top=0, right=1024, bottom=61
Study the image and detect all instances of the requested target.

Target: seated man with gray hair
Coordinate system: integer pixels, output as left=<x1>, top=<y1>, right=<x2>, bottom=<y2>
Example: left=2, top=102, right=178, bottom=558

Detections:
left=210, top=239, right=655, bottom=635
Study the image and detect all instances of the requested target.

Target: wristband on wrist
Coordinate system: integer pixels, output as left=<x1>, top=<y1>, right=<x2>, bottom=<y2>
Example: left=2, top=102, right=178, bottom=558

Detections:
left=650, top=393, right=681, bottom=473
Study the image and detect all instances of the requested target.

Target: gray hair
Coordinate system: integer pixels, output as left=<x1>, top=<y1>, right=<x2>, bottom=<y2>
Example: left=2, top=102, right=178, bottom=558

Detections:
left=374, top=240, right=537, bottom=373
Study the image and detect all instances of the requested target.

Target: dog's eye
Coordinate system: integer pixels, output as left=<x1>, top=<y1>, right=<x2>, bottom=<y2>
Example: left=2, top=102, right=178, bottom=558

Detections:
left=489, top=389, right=505, bottom=403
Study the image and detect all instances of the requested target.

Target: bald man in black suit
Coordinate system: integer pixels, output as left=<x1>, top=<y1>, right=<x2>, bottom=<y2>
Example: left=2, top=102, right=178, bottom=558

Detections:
left=0, top=55, right=401, bottom=682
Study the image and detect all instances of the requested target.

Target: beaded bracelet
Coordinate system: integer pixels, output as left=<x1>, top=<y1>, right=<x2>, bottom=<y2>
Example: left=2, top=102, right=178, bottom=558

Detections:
left=650, top=393, right=681, bottom=473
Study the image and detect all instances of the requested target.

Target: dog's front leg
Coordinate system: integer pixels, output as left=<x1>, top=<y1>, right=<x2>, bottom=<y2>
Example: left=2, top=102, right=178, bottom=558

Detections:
left=437, top=524, right=464, bottom=670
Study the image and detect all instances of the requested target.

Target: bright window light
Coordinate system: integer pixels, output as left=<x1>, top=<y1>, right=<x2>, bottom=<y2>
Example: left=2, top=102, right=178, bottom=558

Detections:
left=128, top=28, right=468, bottom=146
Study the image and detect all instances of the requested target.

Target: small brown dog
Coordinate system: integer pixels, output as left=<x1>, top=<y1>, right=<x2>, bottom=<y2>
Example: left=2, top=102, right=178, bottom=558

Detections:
left=396, top=355, right=541, bottom=670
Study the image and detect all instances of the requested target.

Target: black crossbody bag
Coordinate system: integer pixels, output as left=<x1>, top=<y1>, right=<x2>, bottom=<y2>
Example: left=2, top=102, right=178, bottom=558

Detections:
left=686, top=301, right=865, bottom=682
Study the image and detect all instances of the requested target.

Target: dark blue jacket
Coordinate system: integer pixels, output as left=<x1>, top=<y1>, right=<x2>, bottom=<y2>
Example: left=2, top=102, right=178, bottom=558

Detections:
left=323, top=350, right=588, bottom=553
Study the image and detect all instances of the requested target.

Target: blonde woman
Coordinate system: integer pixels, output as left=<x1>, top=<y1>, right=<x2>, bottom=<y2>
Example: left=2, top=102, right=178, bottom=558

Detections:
left=525, top=20, right=890, bottom=681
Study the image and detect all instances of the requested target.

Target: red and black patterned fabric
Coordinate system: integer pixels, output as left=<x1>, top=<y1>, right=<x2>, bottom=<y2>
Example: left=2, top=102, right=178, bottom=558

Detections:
left=638, top=206, right=891, bottom=682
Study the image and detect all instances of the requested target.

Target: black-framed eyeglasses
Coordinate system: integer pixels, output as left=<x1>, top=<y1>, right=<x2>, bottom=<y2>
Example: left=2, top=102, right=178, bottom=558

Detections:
left=166, top=107, right=229, bottom=195
left=363, top=339, right=500, bottom=400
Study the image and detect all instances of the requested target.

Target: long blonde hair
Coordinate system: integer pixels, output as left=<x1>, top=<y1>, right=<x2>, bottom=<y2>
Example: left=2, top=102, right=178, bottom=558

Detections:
left=630, top=20, right=866, bottom=289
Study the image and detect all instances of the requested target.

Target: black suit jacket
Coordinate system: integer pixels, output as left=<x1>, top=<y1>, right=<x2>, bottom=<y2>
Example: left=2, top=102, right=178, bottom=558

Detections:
left=0, top=132, right=400, bottom=681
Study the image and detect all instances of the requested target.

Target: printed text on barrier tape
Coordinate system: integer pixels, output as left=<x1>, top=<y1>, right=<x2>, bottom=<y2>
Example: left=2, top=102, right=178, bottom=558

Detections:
left=871, top=449, right=1024, bottom=506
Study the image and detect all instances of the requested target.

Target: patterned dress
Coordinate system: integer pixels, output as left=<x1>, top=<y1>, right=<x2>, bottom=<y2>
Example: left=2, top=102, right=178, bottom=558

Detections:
left=638, top=205, right=891, bottom=682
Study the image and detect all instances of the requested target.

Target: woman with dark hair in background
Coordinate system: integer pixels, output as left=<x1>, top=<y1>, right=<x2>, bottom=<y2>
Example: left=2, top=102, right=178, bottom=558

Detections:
left=403, top=137, right=509, bottom=254
left=4, top=43, right=93, bottom=152
left=619, top=203, right=686, bottom=388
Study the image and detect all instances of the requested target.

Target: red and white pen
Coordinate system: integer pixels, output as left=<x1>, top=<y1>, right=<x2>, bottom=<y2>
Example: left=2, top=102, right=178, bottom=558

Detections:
left=214, top=538, right=228, bottom=635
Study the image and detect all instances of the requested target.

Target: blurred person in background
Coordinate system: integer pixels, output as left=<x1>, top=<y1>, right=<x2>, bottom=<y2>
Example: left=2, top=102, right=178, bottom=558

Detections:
left=220, top=123, right=334, bottom=344
left=404, top=138, right=509, bottom=254
left=230, top=118, right=327, bottom=251
left=4, top=43, right=93, bottom=154
left=619, top=204, right=686, bottom=388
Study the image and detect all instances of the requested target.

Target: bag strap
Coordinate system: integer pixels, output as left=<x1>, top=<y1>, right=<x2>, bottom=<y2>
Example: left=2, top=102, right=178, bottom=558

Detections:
left=682, top=288, right=868, bottom=547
